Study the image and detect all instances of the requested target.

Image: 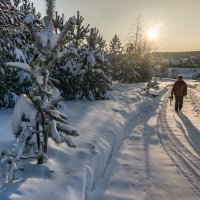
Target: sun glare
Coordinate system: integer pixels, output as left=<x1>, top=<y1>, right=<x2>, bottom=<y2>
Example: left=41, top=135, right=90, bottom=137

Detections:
left=148, top=29, right=157, bottom=40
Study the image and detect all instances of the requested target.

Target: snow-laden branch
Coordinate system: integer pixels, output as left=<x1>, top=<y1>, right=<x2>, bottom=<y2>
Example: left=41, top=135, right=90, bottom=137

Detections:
left=60, top=134, right=77, bottom=148
left=56, top=122, right=79, bottom=136
left=56, top=17, right=76, bottom=48
left=57, top=47, right=78, bottom=60
left=49, top=110, right=68, bottom=124
left=95, top=52, right=104, bottom=63
left=38, top=85, right=53, bottom=96
left=49, top=77, right=61, bottom=86
left=23, top=13, right=42, bottom=49
left=6, top=62, right=32, bottom=73
left=12, top=94, right=37, bottom=136
left=50, top=119, right=79, bottom=144
left=50, top=119, right=62, bottom=143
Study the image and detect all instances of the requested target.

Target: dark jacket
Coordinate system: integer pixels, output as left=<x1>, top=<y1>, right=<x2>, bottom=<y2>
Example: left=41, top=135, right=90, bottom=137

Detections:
left=171, top=80, right=187, bottom=97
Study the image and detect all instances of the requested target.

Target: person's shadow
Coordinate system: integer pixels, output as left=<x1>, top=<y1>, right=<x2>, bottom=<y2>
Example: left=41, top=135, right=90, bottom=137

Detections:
left=177, top=112, right=200, bottom=156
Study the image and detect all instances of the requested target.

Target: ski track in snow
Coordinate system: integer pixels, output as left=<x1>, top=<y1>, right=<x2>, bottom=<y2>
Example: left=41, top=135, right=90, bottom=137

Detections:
left=157, top=87, right=200, bottom=196
left=88, top=104, right=160, bottom=200
left=88, top=83, right=200, bottom=200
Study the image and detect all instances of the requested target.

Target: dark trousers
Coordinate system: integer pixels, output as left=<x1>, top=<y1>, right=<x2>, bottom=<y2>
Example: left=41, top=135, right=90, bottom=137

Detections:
left=175, top=96, right=183, bottom=111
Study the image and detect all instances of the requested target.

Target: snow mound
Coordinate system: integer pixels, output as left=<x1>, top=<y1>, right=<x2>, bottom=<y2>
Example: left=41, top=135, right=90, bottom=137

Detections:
left=12, top=94, right=37, bottom=135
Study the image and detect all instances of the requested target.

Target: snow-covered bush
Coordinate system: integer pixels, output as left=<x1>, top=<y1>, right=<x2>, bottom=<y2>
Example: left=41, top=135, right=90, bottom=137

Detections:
left=1, top=0, right=79, bottom=182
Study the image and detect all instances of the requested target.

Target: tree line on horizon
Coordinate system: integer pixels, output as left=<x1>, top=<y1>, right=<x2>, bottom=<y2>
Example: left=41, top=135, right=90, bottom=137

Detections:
left=151, top=51, right=200, bottom=61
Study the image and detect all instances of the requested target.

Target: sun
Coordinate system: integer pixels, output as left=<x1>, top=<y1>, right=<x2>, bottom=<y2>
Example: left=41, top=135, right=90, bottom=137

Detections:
left=147, top=29, right=157, bottom=40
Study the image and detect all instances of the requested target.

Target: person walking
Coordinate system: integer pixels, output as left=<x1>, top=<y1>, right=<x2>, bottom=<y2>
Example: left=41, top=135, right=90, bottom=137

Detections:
left=170, top=75, right=187, bottom=111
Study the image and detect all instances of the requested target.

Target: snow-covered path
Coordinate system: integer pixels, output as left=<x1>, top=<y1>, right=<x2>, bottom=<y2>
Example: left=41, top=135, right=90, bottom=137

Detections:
left=1, top=80, right=200, bottom=200
left=157, top=87, right=200, bottom=195
left=88, top=86, right=200, bottom=200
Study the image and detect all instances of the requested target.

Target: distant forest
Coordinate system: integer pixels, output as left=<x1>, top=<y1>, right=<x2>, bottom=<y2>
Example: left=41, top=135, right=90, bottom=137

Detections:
left=151, top=51, right=200, bottom=61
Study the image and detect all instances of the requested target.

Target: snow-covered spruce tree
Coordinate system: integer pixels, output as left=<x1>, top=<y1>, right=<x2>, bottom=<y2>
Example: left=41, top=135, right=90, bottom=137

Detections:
left=109, top=34, right=123, bottom=55
left=108, top=34, right=123, bottom=80
left=107, top=35, right=140, bottom=83
left=52, top=11, right=90, bottom=99
left=72, top=28, right=111, bottom=100
left=0, top=0, right=26, bottom=107
left=94, top=32, right=111, bottom=81
left=0, top=0, right=41, bottom=108
left=52, top=14, right=111, bottom=100
left=2, top=0, right=79, bottom=182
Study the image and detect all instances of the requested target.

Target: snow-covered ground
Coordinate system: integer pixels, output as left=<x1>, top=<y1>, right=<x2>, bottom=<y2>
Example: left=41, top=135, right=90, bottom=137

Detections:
left=1, top=79, right=200, bottom=200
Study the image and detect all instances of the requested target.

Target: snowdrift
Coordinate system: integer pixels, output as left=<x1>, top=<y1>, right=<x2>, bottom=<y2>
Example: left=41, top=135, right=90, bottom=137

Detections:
left=0, top=82, right=167, bottom=200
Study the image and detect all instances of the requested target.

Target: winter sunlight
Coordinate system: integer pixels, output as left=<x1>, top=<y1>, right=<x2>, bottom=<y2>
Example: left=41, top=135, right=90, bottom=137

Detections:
left=147, top=28, right=158, bottom=40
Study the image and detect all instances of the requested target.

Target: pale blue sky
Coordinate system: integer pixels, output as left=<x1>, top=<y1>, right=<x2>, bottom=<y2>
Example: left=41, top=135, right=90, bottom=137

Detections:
left=31, top=0, right=200, bottom=52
